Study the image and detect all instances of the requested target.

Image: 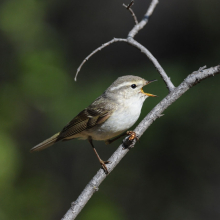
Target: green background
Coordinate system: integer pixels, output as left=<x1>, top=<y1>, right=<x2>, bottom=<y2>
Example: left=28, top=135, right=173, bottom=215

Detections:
left=0, top=0, right=220, bottom=219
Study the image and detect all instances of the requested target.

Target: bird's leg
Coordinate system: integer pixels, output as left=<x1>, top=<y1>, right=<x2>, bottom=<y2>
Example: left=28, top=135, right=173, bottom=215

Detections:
left=105, top=132, right=127, bottom=145
left=88, top=137, right=111, bottom=174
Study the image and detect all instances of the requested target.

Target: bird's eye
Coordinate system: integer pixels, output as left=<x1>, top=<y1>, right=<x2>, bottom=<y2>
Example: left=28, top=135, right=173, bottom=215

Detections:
left=131, top=84, right=137, bottom=89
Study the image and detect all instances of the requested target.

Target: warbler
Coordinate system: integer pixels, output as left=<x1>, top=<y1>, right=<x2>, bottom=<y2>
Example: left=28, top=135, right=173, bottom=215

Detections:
left=31, top=75, right=157, bottom=173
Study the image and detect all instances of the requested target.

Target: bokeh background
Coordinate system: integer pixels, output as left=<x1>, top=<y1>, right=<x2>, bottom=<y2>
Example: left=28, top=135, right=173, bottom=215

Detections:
left=1, top=0, right=220, bottom=219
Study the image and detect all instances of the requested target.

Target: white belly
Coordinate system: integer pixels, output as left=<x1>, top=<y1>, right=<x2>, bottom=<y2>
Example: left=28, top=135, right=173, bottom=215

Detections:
left=84, top=96, right=146, bottom=140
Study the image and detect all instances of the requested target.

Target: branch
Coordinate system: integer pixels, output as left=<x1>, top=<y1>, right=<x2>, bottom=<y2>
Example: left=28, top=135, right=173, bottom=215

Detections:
left=75, top=36, right=175, bottom=91
left=134, top=65, right=220, bottom=136
left=74, top=0, right=159, bottom=81
left=127, top=38, right=175, bottom=91
left=126, top=0, right=175, bottom=92
left=74, top=0, right=174, bottom=93
left=128, top=0, right=159, bottom=38
left=74, top=38, right=127, bottom=81
left=62, top=65, right=220, bottom=220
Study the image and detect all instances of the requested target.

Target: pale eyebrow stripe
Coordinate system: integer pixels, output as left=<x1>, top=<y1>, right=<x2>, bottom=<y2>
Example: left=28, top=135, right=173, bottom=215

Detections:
left=110, top=82, right=133, bottom=91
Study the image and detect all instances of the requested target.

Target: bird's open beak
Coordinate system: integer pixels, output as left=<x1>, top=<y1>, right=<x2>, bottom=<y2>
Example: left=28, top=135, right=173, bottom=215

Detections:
left=141, top=79, right=157, bottom=97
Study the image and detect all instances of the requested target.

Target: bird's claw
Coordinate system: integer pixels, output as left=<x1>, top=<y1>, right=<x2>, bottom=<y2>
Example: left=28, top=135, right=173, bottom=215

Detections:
left=103, top=160, right=112, bottom=164
left=122, top=131, right=139, bottom=150
left=100, top=159, right=111, bottom=174
left=126, top=131, right=139, bottom=142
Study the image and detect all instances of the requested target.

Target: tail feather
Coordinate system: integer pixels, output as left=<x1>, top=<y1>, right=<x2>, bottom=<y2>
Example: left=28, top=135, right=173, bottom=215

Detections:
left=30, top=133, right=60, bottom=152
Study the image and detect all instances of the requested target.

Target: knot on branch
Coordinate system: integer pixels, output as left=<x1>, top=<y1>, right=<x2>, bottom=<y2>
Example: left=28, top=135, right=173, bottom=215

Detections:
left=71, top=201, right=76, bottom=207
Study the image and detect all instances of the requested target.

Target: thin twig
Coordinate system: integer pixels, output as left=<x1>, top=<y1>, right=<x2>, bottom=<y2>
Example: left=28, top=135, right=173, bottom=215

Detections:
left=75, top=0, right=158, bottom=81
left=75, top=36, right=175, bottom=91
left=62, top=65, right=220, bottom=220
left=123, top=0, right=174, bottom=91
left=127, top=0, right=134, bottom=9
left=127, top=38, right=175, bottom=91
left=123, top=1, right=138, bottom=25
left=128, top=0, right=159, bottom=38
left=74, top=38, right=127, bottom=81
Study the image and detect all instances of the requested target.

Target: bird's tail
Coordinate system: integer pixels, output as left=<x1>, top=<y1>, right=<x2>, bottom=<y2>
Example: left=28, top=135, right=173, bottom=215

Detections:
left=30, top=132, right=60, bottom=152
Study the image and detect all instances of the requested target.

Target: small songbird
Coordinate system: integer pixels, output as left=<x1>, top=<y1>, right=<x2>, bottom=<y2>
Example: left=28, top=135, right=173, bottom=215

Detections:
left=31, top=75, right=157, bottom=173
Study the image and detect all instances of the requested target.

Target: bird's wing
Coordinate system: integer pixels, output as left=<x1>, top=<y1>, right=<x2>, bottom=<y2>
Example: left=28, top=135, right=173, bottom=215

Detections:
left=57, top=97, right=116, bottom=140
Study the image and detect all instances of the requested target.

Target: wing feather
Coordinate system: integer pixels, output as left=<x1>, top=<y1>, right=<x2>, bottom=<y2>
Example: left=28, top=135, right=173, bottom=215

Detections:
left=57, top=96, right=116, bottom=140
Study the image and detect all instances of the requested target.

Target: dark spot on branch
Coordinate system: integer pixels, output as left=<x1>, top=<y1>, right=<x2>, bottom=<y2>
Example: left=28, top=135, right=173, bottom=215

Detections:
left=127, top=1, right=134, bottom=9
left=143, top=15, right=149, bottom=21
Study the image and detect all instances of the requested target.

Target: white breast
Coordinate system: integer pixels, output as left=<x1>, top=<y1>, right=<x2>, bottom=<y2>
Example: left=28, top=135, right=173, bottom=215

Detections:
left=88, top=95, right=147, bottom=140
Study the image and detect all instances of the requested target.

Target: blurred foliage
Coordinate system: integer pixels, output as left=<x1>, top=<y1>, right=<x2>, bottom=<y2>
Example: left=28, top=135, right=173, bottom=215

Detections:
left=0, top=0, right=220, bottom=220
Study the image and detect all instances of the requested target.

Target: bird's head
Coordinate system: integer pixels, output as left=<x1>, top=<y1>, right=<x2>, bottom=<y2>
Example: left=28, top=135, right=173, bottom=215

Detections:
left=106, top=75, right=157, bottom=101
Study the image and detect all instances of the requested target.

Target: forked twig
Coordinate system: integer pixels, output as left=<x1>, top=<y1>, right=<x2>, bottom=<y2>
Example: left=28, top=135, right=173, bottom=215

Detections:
left=124, top=0, right=175, bottom=91
left=74, top=0, right=175, bottom=92
left=74, top=0, right=159, bottom=82
left=128, top=0, right=159, bottom=38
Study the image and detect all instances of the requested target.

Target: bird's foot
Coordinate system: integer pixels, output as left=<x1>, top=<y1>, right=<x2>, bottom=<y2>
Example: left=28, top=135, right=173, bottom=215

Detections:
left=122, top=131, right=139, bottom=149
left=100, top=159, right=111, bottom=174
left=126, top=131, right=139, bottom=142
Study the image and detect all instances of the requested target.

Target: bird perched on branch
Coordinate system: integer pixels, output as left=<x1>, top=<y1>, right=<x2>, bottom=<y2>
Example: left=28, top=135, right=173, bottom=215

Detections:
left=31, top=75, right=157, bottom=174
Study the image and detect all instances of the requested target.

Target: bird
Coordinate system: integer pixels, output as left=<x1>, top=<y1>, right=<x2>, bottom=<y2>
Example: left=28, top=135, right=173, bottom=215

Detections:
left=30, top=75, right=157, bottom=174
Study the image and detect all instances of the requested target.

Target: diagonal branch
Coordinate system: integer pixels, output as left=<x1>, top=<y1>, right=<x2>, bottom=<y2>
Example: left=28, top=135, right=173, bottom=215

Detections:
left=128, top=0, right=159, bottom=38
left=124, top=0, right=175, bottom=92
left=62, top=65, right=220, bottom=220
left=127, top=38, right=175, bottom=91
